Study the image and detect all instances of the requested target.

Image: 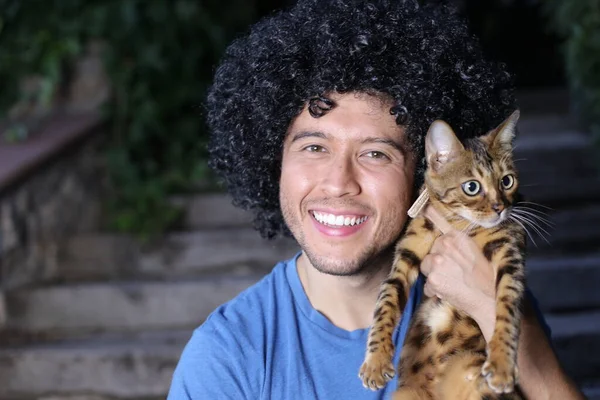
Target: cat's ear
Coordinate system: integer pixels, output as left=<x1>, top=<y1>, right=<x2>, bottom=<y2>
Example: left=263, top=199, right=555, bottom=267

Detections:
left=425, top=120, right=464, bottom=172
left=482, top=109, right=520, bottom=150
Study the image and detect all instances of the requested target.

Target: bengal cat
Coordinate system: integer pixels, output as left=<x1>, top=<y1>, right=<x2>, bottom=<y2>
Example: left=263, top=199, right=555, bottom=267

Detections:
left=359, top=110, right=527, bottom=400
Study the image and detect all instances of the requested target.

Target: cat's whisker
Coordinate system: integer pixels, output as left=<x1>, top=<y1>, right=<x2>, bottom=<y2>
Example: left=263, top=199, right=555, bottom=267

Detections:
left=460, top=221, right=476, bottom=235
left=510, top=213, right=543, bottom=240
left=515, top=205, right=553, bottom=216
left=517, top=201, right=554, bottom=211
left=512, top=211, right=551, bottom=236
left=509, top=215, right=537, bottom=247
left=513, top=209, right=554, bottom=230
left=513, top=203, right=554, bottom=220
left=511, top=214, right=548, bottom=247
left=441, top=208, right=461, bottom=223
left=512, top=207, right=554, bottom=227
left=511, top=212, right=551, bottom=244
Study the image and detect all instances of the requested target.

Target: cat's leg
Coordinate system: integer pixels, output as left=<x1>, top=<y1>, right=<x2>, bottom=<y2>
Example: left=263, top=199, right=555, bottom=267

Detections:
left=437, top=350, right=525, bottom=400
left=392, top=312, right=438, bottom=400
left=481, top=229, right=526, bottom=394
left=359, top=216, right=439, bottom=390
left=435, top=351, right=487, bottom=400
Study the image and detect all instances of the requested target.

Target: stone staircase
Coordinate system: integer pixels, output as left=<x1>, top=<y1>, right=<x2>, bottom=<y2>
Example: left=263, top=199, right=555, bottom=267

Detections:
left=0, top=194, right=300, bottom=399
left=1, top=95, right=600, bottom=399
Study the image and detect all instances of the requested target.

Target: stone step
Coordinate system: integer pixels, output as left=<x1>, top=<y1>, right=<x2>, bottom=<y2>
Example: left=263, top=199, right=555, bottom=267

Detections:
left=3, top=252, right=598, bottom=338
left=58, top=228, right=299, bottom=281
left=527, top=253, right=600, bottom=313
left=169, top=192, right=253, bottom=229
left=1, top=276, right=261, bottom=339
left=547, top=311, right=600, bottom=383
left=0, top=311, right=596, bottom=398
left=0, top=329, right=190, bottom=399
left=583, top=383, right=600, bottom=400
left=516, top=87, right=571, bottom=116
left=513, top=129, right=600, bottom=206
left=525, top=205, right=600, bottom=256
left=59, top=200, right=600, bottom=282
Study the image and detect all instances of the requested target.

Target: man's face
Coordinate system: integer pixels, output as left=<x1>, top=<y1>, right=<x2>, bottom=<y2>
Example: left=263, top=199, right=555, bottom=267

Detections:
left=280, top=92, right=417, bottom=276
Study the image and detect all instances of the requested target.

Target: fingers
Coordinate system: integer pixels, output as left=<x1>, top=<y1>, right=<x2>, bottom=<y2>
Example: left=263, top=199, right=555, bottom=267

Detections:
left=423, top=205, right=453, bottom=235
left=423, top=260, right=452, bottom=299
left=423, top=281, right=436, bottom=298
left=421, top=252, right=456, bottom=298
left=430, top=233, right=473, bottom=270
left=420, top=253, right=442, bottom=277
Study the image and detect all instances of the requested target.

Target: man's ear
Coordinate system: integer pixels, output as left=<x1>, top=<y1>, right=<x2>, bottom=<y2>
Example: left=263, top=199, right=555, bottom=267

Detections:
left=481, top=109, right=520, bottom=150
left=425, top=120, right=465, bottom=172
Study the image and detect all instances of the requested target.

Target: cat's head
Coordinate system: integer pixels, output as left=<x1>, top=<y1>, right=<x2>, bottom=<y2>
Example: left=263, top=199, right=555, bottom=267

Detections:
left=424, top=110, right=520, bottom=228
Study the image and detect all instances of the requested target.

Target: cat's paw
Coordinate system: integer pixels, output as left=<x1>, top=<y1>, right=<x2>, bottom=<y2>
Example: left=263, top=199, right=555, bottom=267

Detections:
left=481, top=345, right=518, bottom=393
left=359, top=351, right=396, bottom=391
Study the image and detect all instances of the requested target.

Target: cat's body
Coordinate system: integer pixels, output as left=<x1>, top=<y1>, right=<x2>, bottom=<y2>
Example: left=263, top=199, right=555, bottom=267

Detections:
left=359, top=110, right=527, bottom=400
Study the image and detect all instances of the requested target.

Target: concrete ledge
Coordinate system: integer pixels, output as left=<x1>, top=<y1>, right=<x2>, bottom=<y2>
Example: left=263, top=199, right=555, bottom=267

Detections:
left=59, top=228, right=299, bottom=281
left=0, top=113, right=106, bottom=290
left=3, top=276, right=260, bottom=336
left=0, top=112, right=103, bottom=195
left=526, top=205, right=600, bottom=256
left=0, top=329, right=190, bottom=398
left=548, top=311, right=600, bottom=382
left=170, top=193, right=253, bottom=229
left=527, top=253, right=600, bottom=312
left=0, top=312, right=597, bottom=398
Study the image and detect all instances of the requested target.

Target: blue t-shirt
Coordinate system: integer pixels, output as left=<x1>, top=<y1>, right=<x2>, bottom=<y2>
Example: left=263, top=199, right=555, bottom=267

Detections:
left=168, top=253, right=548, bottom=399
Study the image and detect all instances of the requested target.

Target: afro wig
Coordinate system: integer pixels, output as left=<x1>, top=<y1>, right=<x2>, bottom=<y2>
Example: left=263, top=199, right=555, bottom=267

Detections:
left=206, top=0, right=516, bottom=239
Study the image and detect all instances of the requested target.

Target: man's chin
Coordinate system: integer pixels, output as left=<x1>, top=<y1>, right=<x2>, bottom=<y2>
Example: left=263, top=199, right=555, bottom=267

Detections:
left=302, top=250, right=370, bottom=277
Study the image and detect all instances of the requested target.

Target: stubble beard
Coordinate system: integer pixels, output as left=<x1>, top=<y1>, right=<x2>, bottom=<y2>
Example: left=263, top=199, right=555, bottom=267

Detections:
left=280, top=196, right=396, bottom=277
left=302, top=242, right=395, bottom=277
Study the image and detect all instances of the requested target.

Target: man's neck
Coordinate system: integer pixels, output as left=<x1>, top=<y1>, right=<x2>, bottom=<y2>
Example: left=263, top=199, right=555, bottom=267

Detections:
left=296, top=253, right=391, bottom=331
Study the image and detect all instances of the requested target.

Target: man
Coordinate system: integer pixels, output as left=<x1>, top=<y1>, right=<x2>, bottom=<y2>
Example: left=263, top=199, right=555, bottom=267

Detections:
left=168, top=0, right=585, bottom=398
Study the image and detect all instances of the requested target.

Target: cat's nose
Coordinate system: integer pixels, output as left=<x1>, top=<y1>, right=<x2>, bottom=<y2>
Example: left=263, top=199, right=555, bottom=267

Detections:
left=491, top=203, right=504, bottom=215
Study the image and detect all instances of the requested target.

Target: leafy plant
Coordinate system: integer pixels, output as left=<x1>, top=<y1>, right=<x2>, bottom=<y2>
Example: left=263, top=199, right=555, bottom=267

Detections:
left=544, top=1, right=600, bottom=144
left=0, top=0, right=261, bottom=240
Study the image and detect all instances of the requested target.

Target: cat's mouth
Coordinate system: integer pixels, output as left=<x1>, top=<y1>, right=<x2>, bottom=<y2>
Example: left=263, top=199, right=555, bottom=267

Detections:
left=460, top=209, right=511, bottom=228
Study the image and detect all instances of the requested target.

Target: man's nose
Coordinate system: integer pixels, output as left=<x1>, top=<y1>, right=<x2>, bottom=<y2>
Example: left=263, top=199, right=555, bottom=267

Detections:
left=322, top=156, right=360, bottom=197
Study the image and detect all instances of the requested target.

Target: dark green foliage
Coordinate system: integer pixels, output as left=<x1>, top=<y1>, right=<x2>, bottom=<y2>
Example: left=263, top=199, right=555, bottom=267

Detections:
left=0, top=0, right=261, bottom=239
left=544, top=1, right=600, bottom=146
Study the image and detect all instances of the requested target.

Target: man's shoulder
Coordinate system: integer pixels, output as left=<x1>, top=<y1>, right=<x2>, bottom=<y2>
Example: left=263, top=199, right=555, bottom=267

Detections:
left=196, top=256, right=296, bottom=342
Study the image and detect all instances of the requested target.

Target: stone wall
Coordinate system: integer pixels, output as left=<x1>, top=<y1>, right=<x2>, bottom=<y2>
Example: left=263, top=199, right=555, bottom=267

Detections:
left=0, top=131, right=105, bottom=290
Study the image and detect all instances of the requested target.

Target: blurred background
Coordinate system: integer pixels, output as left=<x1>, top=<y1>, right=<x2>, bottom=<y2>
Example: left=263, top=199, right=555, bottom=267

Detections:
left=0, top=0, right=598, bottom=399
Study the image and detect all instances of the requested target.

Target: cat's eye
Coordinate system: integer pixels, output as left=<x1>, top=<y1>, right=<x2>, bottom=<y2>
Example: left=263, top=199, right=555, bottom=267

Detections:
left=461, top=180, right=481, bottom=196
left=501, top=174, right=514, bottom=190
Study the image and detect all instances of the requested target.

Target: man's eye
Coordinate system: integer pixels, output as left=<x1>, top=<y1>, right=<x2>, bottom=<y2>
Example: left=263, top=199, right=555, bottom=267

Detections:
left=303, top=144, right=325, bottom=152
left=365, top=151, right=390, bottom=160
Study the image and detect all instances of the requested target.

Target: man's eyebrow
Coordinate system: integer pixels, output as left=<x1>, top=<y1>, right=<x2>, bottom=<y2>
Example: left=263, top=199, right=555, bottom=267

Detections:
left=362, top=137, right=407, bottom=153
left=289, top=131, right=328, bottom=142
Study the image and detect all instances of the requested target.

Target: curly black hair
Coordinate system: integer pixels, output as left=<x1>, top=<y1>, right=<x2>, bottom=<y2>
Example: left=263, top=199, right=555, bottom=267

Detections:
left=206, top=0, right=516, bottom=239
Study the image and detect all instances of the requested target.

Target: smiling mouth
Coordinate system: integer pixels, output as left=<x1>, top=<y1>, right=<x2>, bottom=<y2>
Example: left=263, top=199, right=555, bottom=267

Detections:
left=311, top=211, right=369, bottom=227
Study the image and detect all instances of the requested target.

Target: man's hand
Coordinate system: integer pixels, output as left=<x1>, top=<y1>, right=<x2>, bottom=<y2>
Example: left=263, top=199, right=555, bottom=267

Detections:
left=420, top=205, right=496, bottom=340
left=420, top=206, right=586, bottom=399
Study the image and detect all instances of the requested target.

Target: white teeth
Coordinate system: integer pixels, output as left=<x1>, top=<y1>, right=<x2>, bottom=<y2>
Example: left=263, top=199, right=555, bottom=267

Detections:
left=312, top=212, right=367, bottom=227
